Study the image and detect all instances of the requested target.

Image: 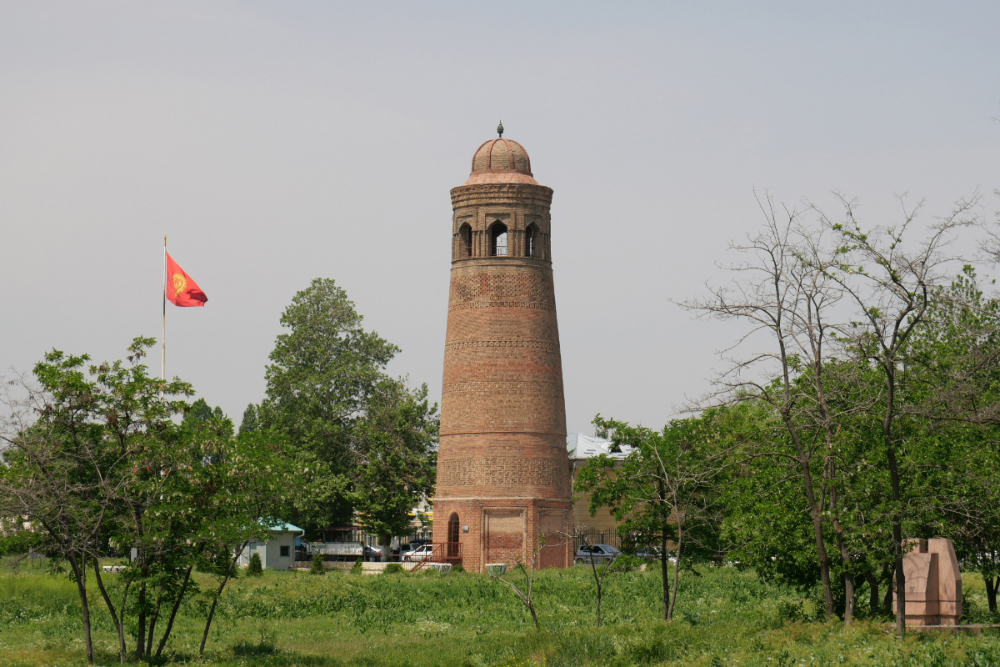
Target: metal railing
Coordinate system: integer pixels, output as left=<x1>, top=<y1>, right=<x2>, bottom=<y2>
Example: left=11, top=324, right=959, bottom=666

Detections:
left=574, top=530, right=624, bottom=552
left=405, top=542, right=463, bottom=572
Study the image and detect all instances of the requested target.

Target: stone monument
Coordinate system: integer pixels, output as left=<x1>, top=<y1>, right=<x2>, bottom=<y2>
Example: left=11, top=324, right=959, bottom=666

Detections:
left=431, top=125, right=573, bottom=573
left=894, top=538, right=963, bottom=626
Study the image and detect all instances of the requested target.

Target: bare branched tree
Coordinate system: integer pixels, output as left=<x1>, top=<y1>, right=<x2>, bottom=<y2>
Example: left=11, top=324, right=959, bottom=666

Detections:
left=574, top=531, right=630, bottom=627
left=488, top=539, right=544, bottom=630
left=681, top=191, right=853, bottom=621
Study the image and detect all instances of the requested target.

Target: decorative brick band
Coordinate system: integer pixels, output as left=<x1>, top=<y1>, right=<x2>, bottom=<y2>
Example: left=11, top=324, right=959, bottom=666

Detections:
left=438, top=457, right=560, bottom=488
left=445, top=340, right=557, bottom=352
left=443, top=380, right=561, bottom=393
left=449, top=300, right=554, bottom=312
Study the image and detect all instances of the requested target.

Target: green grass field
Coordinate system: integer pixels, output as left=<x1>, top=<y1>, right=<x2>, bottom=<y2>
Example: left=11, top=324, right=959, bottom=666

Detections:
left=3, top=561, right=1000, bottom=666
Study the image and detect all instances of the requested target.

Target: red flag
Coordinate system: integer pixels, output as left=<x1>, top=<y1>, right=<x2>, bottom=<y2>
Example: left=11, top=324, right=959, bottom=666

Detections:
left=165, top=253, right=208, bottom=307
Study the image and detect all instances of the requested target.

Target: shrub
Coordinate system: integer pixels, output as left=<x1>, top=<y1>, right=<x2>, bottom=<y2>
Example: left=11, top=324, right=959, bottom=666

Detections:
left=0, top=532, right=42, bottom=557
left=383, top=563, right=405, bottom=575
left=775, top=598, right=806, bottom=623
left=248, top=552, right=263, bottom=576
left=451, top=564, right=465, bottom=573
left=351, top=558, right=364, bottom=574
left=310, top=553, right=326, bottom=575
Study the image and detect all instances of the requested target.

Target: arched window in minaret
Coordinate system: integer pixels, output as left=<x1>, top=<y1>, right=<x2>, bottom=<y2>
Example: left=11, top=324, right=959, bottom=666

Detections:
left=490, top=222, right=508, bottom=257
left=447, top=513, right=460, bottom=558
left=459, top=223, right=473, bottom=258
left=525, top=223, right=539, bottom=258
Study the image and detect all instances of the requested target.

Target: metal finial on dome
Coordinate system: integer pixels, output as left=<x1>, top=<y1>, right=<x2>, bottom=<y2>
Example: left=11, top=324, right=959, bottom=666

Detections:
left=497, top=120, right=504, bottom=138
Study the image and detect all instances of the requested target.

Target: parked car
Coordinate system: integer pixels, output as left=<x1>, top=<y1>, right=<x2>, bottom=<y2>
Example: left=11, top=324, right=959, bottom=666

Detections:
left=575, top=544, right=620, bottom=565
left=635, top=545, right=661, bottom=560
left=635, top=546, right=677, bottom=563
left=364, top=545, right=383, bottom=562
left=403, top=544, right=435, bottom=562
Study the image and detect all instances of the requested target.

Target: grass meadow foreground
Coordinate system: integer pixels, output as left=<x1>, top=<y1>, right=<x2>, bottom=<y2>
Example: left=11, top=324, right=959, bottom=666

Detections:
left=3, top=561, right=1000, bottom=666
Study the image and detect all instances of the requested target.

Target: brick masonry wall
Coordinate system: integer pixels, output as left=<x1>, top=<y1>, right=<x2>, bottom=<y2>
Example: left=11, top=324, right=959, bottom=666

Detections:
left=433, top=181, right=574, bottom=573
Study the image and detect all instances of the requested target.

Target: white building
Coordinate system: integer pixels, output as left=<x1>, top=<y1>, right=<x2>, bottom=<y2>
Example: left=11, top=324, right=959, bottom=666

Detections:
left=237, top=521, right=305, bottom=571
left=567, top=434, right=634, bottom=534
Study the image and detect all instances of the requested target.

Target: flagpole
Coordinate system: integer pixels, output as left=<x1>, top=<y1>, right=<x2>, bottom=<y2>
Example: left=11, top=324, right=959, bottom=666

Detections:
left=162, top=235, right=167, bottom=381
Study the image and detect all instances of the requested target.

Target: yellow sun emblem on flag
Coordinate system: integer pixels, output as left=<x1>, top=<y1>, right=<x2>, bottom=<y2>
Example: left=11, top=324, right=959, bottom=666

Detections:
left=172, top=273, right=187, bottom=298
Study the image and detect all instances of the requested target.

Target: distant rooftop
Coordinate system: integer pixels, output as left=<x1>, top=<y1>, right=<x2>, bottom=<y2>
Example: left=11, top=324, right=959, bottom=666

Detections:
left=567, top=433, right=634, bottom=460
left=265, top=521, right=304, bottom=533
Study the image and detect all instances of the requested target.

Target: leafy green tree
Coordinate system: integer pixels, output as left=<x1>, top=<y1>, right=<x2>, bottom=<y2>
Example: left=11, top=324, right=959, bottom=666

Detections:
left=347, top=378, right=438, bottom=555
left=239, top=403, right=260, bottom=434
left=260, top=278, right=437, bottom=536
left=310, top=553, right=326, bottom=574
left=821, top=194, right=979, bottom=635
left=183, top=398, right=228, bottom=427
left=905, top=268, right=1000, bottom=613
left=81, top=341, right=200, bottom=662
left=0, top=339, right=294, bottom=663
left=577, top=413, right=727, bottom=621
left=686, top=191, right=980, bottom=628
left=0, top=339, right=194, bottom=663
left=716, top=401, right=826, bottom=590
left=192, top=429, right=296, bottom=656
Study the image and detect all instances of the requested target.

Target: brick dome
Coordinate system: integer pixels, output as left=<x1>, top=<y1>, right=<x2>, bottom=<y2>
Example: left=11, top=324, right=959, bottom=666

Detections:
left=465, top=138, right=538, bottom=185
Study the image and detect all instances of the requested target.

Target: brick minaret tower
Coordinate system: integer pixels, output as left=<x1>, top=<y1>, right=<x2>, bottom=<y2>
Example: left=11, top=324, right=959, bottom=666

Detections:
left=432, top=126, right=573, bottom=573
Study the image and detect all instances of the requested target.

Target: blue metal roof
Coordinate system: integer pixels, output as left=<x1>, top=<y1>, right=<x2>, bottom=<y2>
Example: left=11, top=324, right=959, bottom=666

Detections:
left=264, top=521, right=304, bottom=533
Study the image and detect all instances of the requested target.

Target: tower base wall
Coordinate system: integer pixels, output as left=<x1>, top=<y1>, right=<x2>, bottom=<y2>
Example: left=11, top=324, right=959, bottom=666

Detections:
left=432, top=499, right=572, bottom=573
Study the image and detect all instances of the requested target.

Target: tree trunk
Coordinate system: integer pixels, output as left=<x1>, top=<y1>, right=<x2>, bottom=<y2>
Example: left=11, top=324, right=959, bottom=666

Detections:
left=155, top=565, right=193, bottom=657
left=146, top=586, right=163, bottom=656
left=877, top=360, right=906, bottom=637
left=92, top=557, right=127, bottom=663
left=882, top=568, right=894, bottom=616
left=527, top=599, right=541, bottom=630
left=200, top=544, right=245, bottom=655
left=136, top=580, right=147, bottom=659
left=200, top=590, right=222, bottom=656
left=660, top=531, right=670, bottom=621
left=668, top=527, right=682, bottom=621
left=583, top=537, right=604, bottom=628
left=775, top=290, right=833, bottom=620
left=134, top=508, right=149, bottom=661
left=156, top=558, right=199, bottom=657
left=986, top=577, right=998, bottom=614
left=68, top=553, right=95, bottom=664
left=829, top=457, right=853, bottom=624
left=887, top=445, right=905, bottom=637
left=592, top=554, right=603, bottom=628
left=786, top=423, right=835, bottom=620
left=864, top=570, right=880, bottom=616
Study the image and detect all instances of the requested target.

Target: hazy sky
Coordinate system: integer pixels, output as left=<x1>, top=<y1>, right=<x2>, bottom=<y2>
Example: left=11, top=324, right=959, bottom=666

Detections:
left=1, top=1, right=998, bottom=435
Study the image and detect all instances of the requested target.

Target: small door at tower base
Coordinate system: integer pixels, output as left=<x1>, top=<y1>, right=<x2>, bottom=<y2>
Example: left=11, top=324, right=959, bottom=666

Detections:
left=483, top=508, right=572, bottom=569
left=484, top=509, right=525, bottom=566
